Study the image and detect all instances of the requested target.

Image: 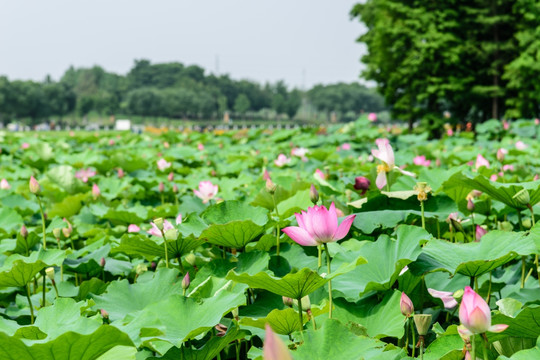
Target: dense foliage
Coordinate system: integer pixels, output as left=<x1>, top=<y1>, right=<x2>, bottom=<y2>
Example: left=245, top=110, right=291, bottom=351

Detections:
left=1, top=117, right=540, bottom=359
left=351, top=0, right=540, bottom=130
left=0, top=61, right=384, bottom=126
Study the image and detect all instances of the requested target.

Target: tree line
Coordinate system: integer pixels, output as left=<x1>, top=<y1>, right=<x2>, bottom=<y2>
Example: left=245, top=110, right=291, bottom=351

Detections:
left=351, top=0, right=540, bottom=133
left=0, top=60, right=385, bottom=126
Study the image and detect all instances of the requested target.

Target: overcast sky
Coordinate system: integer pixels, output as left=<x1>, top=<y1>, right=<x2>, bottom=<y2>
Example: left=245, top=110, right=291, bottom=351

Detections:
left=0, top=0, right=367, bottom=89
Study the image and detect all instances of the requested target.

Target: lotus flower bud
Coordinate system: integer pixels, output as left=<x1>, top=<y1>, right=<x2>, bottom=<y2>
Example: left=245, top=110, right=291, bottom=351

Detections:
left=29, top=176, right=41, bottom=194
left=498, top=221, right=513, bottom=232
left=282, top=296, right=294, bottom=307
left=266, top=179, right=277, bottom=194
left=182, top=272, right=190, bottom=290
left=168, top=172, right=174, bottom=182
left=20, top=225, right=28, bottom=239
left=150, top=261, right=157, bottom=271
left=413, top=314, right=432, bottom=336
left=232, top=307, right=239, bottom=319
left=354, top=176, right=370, bottom=195
left=100, top=257, right=106, bottom=267
left=172, top=184, right=178, bottom=193
left=62, top=218, right=73, bottom=238
left=513, top=189, right=530, bottom=206
left=45, top=267, right=55, bottom=280
left=164, top=228, right=178, bottom=241
left=467, top=198, right=475, bottom=212
left=264, top=324, right=293, bottom=360
left=136, top=264, right=148, bottom=275
left=310, top=184, right=319, bottom=204
left=185, top=253, right=196, bottom=266
left=153, top=218, right=164, bottom=231
left=117, top=168, right=125, bottom=178
left=459, top=286, right=508, bottom=335
left=100, top=309, right=109, bottom=319
left=53, top=228, right=61, bottom=239
left=158, top=182, right=165, bottom=193
left=400, top=292, right=414, bottom=317
left=476, top=225, right=487, bottom=241
left=92, top=183, right=100, bottom=199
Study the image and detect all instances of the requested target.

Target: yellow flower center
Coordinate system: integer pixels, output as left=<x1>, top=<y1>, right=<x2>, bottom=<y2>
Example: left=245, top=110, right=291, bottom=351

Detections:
left=377, top=163, right=391, bottom=173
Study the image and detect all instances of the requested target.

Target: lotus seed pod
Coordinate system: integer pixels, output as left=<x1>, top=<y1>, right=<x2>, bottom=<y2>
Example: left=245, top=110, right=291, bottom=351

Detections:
left=513, top=189, right=530, bottom=206
left=413, top=314, right=432, bottom=336
left=164, top=228, right=178, bottom=241
left=153, top=218, right=164, bottom=231
left=185, top=253, right=196, bottom=266
left=53, top=228, right=61, bottom=239
left=45, top=267, right=55, bottom=280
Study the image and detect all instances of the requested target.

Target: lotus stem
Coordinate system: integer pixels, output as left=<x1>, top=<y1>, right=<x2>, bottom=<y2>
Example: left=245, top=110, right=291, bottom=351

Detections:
left=471, top=334, right=476, bottom=360
left=26, top=284, right=35, bottom=324
left=482, top=334, right=489, bottom=360
left=37, top=196, right=47, bottom=250
left=410, top=318, right=416, bottom=357
left=159, top=229, right=169, bottom=268
left=42, top=273, right=46, bottom=307
left=318, top=245, right=322, bottom=269
left=521, top=257, right=526, bottom=288
left=272, top=193, right=280, bottom=257
left=420, top=200, right=425, bottom=229
left=297, top=296, right=303, bottom=331
left=324, top=243, right=333, bottom=319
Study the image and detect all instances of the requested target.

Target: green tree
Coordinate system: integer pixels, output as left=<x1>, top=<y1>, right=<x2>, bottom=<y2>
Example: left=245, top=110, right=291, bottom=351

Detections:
left=234, top=94, right=251, bottom=118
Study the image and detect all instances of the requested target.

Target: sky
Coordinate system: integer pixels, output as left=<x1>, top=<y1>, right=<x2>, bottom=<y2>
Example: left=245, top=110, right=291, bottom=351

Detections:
left=0, top=0, right=367, bottom=89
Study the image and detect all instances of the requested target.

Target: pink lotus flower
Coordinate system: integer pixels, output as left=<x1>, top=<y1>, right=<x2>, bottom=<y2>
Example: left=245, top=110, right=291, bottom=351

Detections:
left=158, top=182, right=165, bottom=192
left=368, top=112, right=377, bottom=122
left=262, top=169, right=271, bottom=181
left=503, top=120, right=510, bottom=130
left=0, top=179, right=10, bottom=190
left=314, top=168, right=327, bottom=180
left=372, top=139, right=415, bottom=189
left=92, top=183, right=101, bottom=199
left=127, top=224, right=141, bottom=233
left=459, top=286, right=508, bottom=335
left=194, top=181, right=218, bottom=203
left=496, top=148, right=508, bottom=162
left=108, top=139, right=115, bottom=146
left=157, top=158, right=172, bottom=171
left=341, top=143, right=351, bottom=151
left=147, top=219, right=174, bottom=237
left=274, top=154, right=291, bottom=167
left=291, top=147, right=308, bottom=161
left=515, top=141, right=527, bottom=150
left=413, top=155, right=431, bottom=167
left=197, top=143, right=204, bottom=151
left=21, top=143, right=30, bottom=149
left=167, top=172, right=174, bottom=182
left=502, top=164, right=514, bottom=172
left=476, top=225, right=487, bottom=241
left=536, top=118, right=540, bottom=125
left=428, top=288, right=458, bottom=309
left=163, top=141, right=170, bottom=149
left=176, top=213, right=183, bottom=225
left=446, top=128, right=454, bottom=136
left=475, top=154, right=490, bottom=169
left=400, top=293, right=414, bottom=317
left=75, top=168, right=96, bottom=183
left=282, top=202, right=356, bottom=246
left=490, top=174, right=498, bottom=181
left=263, top=324, right=293, bottom=360
left=117, top=168, right=125, bottom=178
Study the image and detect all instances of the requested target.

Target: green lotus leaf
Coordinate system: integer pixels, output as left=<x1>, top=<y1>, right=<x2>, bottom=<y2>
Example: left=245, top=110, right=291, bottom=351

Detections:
left=0, top=249, right=66, bottom=287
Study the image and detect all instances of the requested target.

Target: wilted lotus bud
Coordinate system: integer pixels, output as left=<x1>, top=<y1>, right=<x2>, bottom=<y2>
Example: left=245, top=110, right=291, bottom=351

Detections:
left=158, top=182, right=165, bottom=193
left=354, top=176, right=370, bottom=195
left=182, top=272, right=190, bottom=290
left=282, top=296, right=294, bottom=307
left=53, top=228, right=62, bottom=240
left=20, top=225, right=28, bottom=239
left=29, top=176, right=41, bottom=194
left=513, top=189, right=530, bottom=206
left=100, top=257, right=106, bottom=267
left=310, top=184, right=319, bottom=204
left=467, top=198, right=475, bottom=212
left=153, top=218, right=164, bottom=231
left=168, top=172, right=174, bottom=182
left=62, top=218, right=73, bottom=238
left=414, top=182, right=431, bottom=201
left=185, top=253, right=196, bottom=266
left=414, top=314, right=432, bottom=336
left=136, top=263, right=148, bottom=275
left=400, top=293, right=414, bottom=317
left=266, top=179, right=277, bottom=194
left=45, top=267, right=55, bottom=280
left=164, top=228, right=178, bottom=241
left=172, top=184, right=178, bottom=193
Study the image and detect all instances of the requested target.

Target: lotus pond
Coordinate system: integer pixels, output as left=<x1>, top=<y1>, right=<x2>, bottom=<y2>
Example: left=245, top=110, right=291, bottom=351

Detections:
left=1, top=117, right=540, bottom=359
